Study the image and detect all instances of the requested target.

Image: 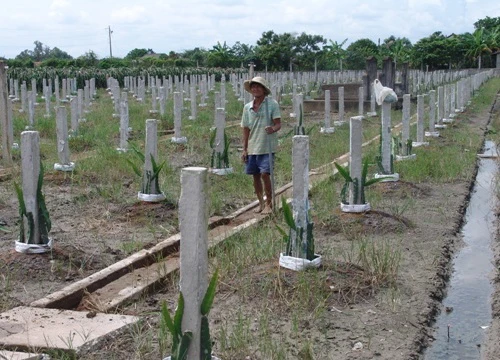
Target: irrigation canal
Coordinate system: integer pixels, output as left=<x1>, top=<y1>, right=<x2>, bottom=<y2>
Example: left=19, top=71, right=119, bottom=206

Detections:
left=424, top=140, right=498, bottom=359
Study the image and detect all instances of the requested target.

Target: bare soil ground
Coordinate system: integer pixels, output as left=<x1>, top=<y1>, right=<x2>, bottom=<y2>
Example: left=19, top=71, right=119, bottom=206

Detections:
left=1, top=94, right=499, bottom=360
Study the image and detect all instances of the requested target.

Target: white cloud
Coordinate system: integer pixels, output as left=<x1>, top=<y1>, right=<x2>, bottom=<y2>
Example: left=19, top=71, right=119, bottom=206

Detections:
left=111, top=6, right=147, bottom=23
left=0, top=0, right=496, bottom=59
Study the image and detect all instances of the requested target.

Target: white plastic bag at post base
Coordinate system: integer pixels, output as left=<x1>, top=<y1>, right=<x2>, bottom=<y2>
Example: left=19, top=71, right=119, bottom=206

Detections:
left=279, top=253, right=322, bottom=271
left=373, top=79, right=398, bottom=105
left=15, top=238, right=53, bottom=254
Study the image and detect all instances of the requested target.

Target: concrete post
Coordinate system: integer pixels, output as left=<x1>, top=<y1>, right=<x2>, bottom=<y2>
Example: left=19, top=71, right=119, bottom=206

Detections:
left=349, top=116, right=363, bottom=205
left=54, top=106, right=74, bottom=171
left=365, top=57, right=378, bottom=100
left=400, top=63, right=409, bottom=94
left=214, top=108, right=225, bottom=155
left=118, top=91, right=129, bottom=152
left=20, top=82, right=27, bottom=113
left=324, top=90, right=331, bottom=127
left=77, top=89, right=85, bottom=122
left=456, top=81, right=463, bottom=112
left=189, top=86, right=197, bottom=120
left=336, top=86, right=345, bottom=125
left=179, top=166, right=209, bottom=360
left=144, top=119, right=158, bottom=191
left=415, top=94, right=425, bottom=144
left=444, top=84, right=450, bottom=120
left=0, top=62, right=12, bottom=164
left=428, top=90, right=436, bottom=132
left=320, top=90, right=334, bottom=133
left=7, top=96, right=15, bottom=150
left=214, top=91, right=221, bottom=123
left=358, top=86, right=364, bottom=116
left=380, top=102, right=392, bottom=174
left=291, top=135, right=309, bottom=257
left=368, top=82, right=377, bottom=116
left=27, top=91, right=35, bottom=126
left=84, top=82, right=90, bottom=111
left=31, top=79, right=37, bottom=102
left=436, top=86, right=445, bottom=127
left=138, top=119, right=166, bottom=201
left=13, top=79, right=19, bottom=101
left=21, top=131, right=41, bottom=243
left=70, top=97, right=78, bottom=135
left=150, top=85, right=158, bottom=114
left=402, top=94, right=411, bottom=156
left=159, top=86, right=166, bottom=116
left=381, top=57, right=395, bottom=89
left=90, top=78, right=96, bottom=98
left=220, top=81, right=226, bottom=107
left=291, top=91, right=299, bottom=118
left=44, top=86, right=51, bottom=118
left=450, top=83, right=456, bottom=117
left=200, top=80, right=207, bottom=106
left=8, top=78, right=14, bottom=98
left=172, top=91, right=187, bottom=144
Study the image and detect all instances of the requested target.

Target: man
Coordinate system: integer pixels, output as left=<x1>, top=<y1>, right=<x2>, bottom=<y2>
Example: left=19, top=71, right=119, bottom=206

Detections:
left=241, top=76, right=281, bottom=214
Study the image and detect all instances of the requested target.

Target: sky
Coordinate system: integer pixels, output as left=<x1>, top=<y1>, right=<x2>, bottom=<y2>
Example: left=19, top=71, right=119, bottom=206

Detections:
left=0, top=0, right=498, bottom=60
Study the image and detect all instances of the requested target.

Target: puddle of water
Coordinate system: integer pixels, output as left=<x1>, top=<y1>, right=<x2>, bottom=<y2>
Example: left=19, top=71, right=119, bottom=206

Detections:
left=424, top=141, right=498, bottom=360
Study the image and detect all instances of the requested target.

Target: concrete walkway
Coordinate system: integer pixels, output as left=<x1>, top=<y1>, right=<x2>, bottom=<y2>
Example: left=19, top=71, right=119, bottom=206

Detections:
left=0, top=307, right=139, bottom=357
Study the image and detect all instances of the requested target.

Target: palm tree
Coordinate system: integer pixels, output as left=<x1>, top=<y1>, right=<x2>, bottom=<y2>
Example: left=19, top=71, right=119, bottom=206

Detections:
left=324, top=38, right=348, bottom=70
left=381, top=37, right=412, bottom=69
left=207, top=41, right=235, bottom=68
left=465, top=28, right=493, bottom=69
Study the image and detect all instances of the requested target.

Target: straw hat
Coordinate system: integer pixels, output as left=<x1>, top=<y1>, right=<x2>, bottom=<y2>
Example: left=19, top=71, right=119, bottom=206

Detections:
left=244, top=76, right=271, bottom=96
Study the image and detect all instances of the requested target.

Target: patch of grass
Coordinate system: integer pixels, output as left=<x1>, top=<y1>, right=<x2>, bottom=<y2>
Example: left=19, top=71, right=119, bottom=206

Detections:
left=356, top=236, right=401, bottom=286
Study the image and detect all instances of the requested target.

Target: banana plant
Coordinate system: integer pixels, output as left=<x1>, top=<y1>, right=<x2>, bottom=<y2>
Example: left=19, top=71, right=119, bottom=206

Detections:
left=126, top=145, right=166, bottom=195
left=14, top=161, right=51, bottom=245
left=334, top=158, right=386, bottom=205
left=160, top=269, right=219, bottom=360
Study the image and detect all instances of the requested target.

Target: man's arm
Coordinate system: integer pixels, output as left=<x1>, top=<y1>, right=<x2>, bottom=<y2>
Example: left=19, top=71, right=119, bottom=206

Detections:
left=242, top=126, right=250, bottom=162
left=265, top=118, right=281, bottom=134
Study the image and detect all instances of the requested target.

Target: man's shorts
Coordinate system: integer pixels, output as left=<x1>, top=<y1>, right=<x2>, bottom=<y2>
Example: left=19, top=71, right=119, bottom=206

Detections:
left=245, top=154, right=275, bottom=175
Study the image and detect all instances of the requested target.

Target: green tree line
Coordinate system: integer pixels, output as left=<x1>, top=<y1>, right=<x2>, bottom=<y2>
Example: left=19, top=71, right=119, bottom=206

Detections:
left=2, top=16, right=499, bottom=72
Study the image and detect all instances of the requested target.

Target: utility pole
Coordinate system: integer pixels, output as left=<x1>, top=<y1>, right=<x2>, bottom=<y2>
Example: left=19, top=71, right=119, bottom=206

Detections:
left=108, top=25, right=113, bottom=58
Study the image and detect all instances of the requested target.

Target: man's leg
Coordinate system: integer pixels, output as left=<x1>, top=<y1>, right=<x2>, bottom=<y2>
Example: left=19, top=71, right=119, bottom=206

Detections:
left=253, top=174, right=265, bottom=213
left=261, top=173, right=273, bottom=214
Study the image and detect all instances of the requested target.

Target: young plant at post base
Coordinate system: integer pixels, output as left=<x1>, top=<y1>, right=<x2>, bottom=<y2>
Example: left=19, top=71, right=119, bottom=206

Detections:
left=160, top=269, right=219, bottom=360
left=334, top=159, right=385, bottom=205
left=160, top=293, right=192, bottom=360
left=375, top=135, right=394, bottom=175
left=392, top=134, right=413, bottom=156
left=14, top=161, right=51, bottom=244
left=127, top=145, right=166, bottom=195
left=281, top=105, right=315, bottom=140
left=276, top=197, right=315, bottom=261
left=394, top=133, right=413, bottom=157
left=209, top=128, right=230, bottom=169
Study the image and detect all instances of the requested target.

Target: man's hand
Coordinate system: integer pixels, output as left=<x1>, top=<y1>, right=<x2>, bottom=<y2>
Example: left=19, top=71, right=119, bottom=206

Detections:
left=241, top=150, right=248, bottom=163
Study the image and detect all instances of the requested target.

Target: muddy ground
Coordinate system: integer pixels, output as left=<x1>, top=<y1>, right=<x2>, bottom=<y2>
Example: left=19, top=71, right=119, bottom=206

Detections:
left=0, top=90, right=499, bottom=360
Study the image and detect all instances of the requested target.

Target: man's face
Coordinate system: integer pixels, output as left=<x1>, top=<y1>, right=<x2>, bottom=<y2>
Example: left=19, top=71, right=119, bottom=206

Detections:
left=250, top=83, right=266, bottom=98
